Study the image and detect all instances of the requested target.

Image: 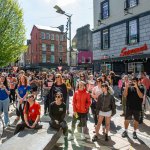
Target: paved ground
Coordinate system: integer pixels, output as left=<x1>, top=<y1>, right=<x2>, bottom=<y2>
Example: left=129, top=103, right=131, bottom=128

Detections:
left=0, top=95, right=150, bottom=150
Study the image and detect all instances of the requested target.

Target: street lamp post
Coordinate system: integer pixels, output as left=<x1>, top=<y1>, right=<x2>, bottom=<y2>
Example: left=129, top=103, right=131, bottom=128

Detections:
left=54, top=5, right=72, bottom=68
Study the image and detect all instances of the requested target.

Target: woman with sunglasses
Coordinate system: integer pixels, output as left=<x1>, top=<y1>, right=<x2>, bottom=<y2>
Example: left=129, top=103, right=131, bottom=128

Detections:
left=15, top=75, right=31, bottom=123
left=47, top=74, right=67, bottom=105
left=49, top=92, right=68, bottom=138
left=92, top=83, right=116, bottom=142
left=0, top=75, right=10, bottom=127
left=14, top=94, right=41, bottom=135
left=69, top=81, right=91, bottom=140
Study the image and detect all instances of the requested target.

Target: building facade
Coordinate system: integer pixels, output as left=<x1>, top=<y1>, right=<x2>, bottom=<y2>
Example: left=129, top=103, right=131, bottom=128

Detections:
left=25, top=25, right=67, bottom=69
left=93, top=0, right=150, bottom=74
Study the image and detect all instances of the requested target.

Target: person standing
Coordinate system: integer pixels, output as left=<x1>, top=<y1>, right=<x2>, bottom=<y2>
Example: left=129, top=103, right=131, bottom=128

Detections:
left=0, top=75, right=10, bottom=127
left=122, top=77, right=144, bottom=139
left=68, top=81, right=91, bottom=140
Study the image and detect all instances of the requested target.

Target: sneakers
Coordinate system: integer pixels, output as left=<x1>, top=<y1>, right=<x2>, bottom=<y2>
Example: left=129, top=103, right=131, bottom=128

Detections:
left=133, top=132, right=137, bottom=139
left=105, top=134, right=109, bottom=141
left=92, top=135, right=98, bottom=142
left=122, top=131, right=128, bottom=138
left=68, top=134, right=74, bottom=140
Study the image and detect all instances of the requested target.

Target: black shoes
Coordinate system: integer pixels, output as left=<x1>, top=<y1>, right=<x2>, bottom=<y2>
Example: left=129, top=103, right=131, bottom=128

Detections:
left=105, top=134, right=109, bottom=141
left=133, top=132, right=138, bottom=139
left=92, top=135, right=98, bottom=142
left=122, top=131, right=128, bottom=138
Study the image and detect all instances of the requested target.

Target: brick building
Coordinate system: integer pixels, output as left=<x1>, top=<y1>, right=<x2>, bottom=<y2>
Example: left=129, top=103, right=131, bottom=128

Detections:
left=93, top=0, right=150, bottom=74
left=25, top=25, right=67, bottom=69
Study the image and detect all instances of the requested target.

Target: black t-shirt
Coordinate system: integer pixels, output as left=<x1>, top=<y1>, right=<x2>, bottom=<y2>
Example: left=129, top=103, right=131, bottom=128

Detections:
left=49, top=102, right=66, bottom=122
left=126, top=85, right=144, bottom=111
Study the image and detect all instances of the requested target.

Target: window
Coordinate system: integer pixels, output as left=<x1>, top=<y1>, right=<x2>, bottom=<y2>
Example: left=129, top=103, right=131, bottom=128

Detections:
left=102, top=29, right=109, bottom=49
left=50, top=55, right=55, bottom=63
left=42, top=43, right=46, bottom=51
left=42, top=54, right=46, bottom=63
left=59, top=45, right=63, bottom=51
left=50, top=44, right=55, bottom=52
left=60, top=34, right=63, bottom=41
left=101, top=0, right=109, bottom=19
left=127, top=19, right=139, bottom=44
left=46, top=33, right=50, bottom=39
left=128, top=0, right=138, bottom=8
left=56, top=34, right=59, bottom=41
left=41, top=32, right=45, bottom=39
left=82, top=57, right=85, bottom=63
left=51, top=34, right=54, bottom=40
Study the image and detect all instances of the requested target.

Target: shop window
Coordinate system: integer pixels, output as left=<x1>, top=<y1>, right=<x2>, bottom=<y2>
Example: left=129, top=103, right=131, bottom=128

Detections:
left=101, top=0, right=109, bottom=20
left=127, top=19, right=139, bottom=44
left=101, top=29, right=110, bottom=49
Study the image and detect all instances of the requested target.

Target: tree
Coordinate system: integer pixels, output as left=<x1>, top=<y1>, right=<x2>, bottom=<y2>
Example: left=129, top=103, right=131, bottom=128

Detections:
left=0, top=0, right=26, bottom=67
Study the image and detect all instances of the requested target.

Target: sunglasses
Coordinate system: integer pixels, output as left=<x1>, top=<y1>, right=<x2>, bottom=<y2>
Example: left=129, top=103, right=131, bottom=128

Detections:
left=56, top=76, right=60, bottom=78
left=55, top=95, right=61, bottom=98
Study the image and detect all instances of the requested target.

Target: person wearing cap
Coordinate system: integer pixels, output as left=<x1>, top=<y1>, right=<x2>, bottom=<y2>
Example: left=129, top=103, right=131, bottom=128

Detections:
left=49, top=92, right=68, bottom=138
left=122, top=77, right=144, bottom=139
left=14, top=94, right=42, bottom=135
left=69, top=81, right=91, bottom=140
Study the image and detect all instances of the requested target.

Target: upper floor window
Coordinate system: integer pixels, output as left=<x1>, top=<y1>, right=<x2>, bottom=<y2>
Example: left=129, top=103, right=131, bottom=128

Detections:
left=51, top=34, right=54, bottom=40
left=101, top=0, right=109, bottom=20
left=42, top=43, right=46, bottom=51
left=60, top=34, right=63, bottom=41
left=50, top=44, right=55, bottom=52
left=42, top=54, right=46, bottom=63
left=127, top=19, right=139, bottom=44
left=46, top=33, right=50, bottom=39
left=81, top=57, right=85, bottom=63
left=125, top=0, right=139, bottom=9
left=50, top=55, right=55, bottom=63
left=41, top=32, right=45, bottom=39
left=56, top=34, right=59, bottom=41
left=102, top=29, right=109, bottom=49
left=59, top=45, right=63, bottom=51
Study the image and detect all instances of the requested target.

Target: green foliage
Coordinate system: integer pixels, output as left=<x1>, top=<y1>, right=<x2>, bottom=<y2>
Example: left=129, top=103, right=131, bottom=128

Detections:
left=0, top=0, right=26, bottom=67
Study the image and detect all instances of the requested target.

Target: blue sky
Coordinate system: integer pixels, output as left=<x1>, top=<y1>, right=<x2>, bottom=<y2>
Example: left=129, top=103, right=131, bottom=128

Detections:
left=18, top=0, right=93, bottom=40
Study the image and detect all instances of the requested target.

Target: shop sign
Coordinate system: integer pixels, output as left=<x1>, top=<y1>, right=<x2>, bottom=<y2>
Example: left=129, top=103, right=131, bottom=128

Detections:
left=120, top=44, right=148, bottom=56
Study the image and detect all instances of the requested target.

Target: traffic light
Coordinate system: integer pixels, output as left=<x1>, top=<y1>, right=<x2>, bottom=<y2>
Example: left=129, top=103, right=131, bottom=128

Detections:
left=59, top=58, right=62, bottom=64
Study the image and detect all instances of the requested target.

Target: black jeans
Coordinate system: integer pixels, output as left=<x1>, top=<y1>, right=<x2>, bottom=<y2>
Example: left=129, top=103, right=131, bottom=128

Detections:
left=50, top=120, right=68, bottom=136
left=16, top=101, right=26, bottom=121
left=14, top=121, right=42, bottom=135
left=9, top=89, right=16, bottom=103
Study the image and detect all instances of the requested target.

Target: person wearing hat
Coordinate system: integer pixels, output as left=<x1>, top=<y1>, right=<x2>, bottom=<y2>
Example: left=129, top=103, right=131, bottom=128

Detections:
left=14, top=94, right=42, bottom=135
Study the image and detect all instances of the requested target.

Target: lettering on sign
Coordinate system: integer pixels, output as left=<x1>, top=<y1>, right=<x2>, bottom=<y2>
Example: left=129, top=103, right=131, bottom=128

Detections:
left=120, top=44, right=148, bottom=56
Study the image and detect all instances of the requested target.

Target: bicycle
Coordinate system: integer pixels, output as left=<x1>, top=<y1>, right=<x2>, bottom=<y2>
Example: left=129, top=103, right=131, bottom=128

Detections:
left=0, top=115, right=4, bottom=139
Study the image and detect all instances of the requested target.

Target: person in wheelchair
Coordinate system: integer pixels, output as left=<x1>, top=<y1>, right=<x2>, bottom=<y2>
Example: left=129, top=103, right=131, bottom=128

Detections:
left=14, top=94, right=42, bottom=135
left=49, top=92, right=68, bottom=138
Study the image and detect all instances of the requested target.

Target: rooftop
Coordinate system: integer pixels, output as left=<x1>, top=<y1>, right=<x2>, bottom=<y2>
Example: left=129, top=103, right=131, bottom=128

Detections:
left=35, top=25, right=60, bottom=32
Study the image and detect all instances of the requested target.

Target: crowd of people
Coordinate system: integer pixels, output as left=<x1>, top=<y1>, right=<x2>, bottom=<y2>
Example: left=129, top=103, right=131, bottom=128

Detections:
left=0, top=69, right=150, bottom=143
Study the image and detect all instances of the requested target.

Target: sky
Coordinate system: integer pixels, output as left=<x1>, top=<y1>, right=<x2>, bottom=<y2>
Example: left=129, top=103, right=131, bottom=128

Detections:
left=18, top=0, right=93, bottom=41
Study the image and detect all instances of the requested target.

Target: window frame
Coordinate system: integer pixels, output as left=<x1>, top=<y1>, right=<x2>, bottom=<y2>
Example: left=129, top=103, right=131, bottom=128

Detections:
left=41, top=32, right=45, bottom=40
left=50, top=44, right=55, bottom=52
left=42, top=54, right=46, bottom=63
left=101, top=28, right=110, bottom=50
left=127, top=18, right=139, bottom=45
left=59, top=45, right=63, bottom=52
left=50, top=55, right=55, bottom=63
left=81, top=57, right=85, bottom=63
left=42, top=43, right=46, bottom=51
left=101, top=0, right=110, bottom=20
left=46, top=33, right=50, bottom=40
left=51, top=34, right=54, bottom=40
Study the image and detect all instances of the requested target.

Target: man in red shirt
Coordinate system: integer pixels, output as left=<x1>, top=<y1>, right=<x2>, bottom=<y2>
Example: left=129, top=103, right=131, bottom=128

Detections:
left=14, top=94, right=42, bottom=135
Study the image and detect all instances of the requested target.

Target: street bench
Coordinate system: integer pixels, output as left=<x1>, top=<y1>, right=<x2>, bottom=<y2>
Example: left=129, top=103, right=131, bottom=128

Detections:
left=0, top=122, right=63, bottom=150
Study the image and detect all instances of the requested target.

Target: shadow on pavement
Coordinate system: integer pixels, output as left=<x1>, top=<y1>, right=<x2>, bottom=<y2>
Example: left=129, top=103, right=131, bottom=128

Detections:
left=127, top=136, right=150, bottom=150
left=110, top=121, right=122, bottom=134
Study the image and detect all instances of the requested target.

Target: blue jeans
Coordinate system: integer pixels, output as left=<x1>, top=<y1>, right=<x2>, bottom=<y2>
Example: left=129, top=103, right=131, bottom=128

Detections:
left=0, top=98, right=10, bottom=125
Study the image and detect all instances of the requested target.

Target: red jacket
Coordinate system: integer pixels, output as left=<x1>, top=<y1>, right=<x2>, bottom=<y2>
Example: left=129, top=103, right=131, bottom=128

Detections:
left=73, top=89, right=91, bottom=113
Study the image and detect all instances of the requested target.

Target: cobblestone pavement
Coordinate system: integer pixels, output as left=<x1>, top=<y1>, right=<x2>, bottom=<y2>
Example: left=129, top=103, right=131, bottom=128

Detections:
left=0, top=96, right=150, bottom=150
